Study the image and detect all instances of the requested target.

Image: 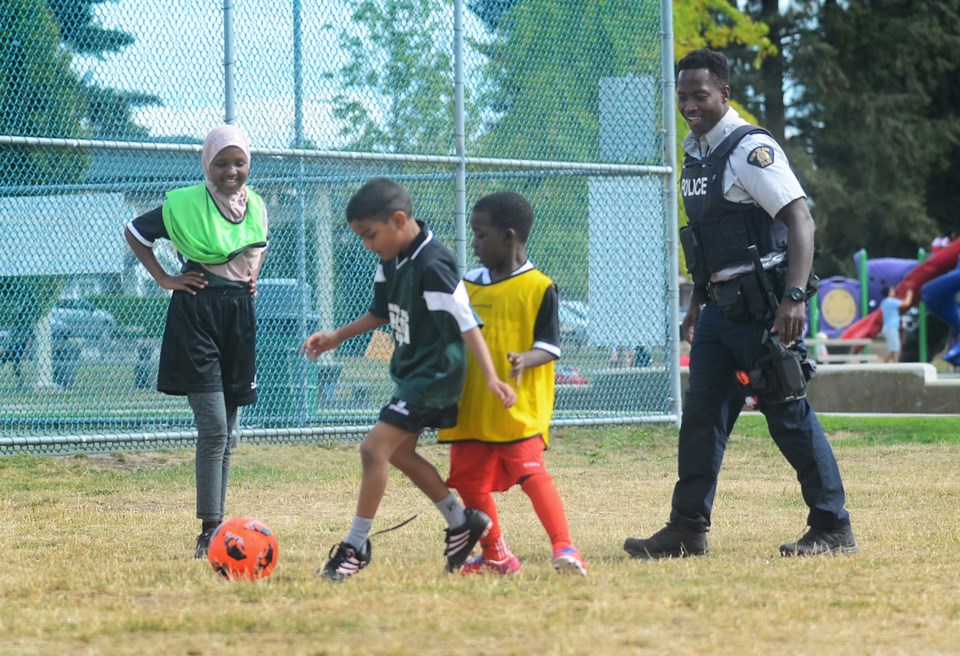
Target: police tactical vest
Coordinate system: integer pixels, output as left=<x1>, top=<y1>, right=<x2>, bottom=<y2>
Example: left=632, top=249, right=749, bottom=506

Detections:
left=680, top=125, right=787, bottom=282
left=162, top=183, right=267, bottom=264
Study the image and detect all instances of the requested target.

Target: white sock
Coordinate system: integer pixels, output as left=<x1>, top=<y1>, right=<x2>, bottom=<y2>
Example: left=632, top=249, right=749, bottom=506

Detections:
left=435, top=493, right=466, bottom=527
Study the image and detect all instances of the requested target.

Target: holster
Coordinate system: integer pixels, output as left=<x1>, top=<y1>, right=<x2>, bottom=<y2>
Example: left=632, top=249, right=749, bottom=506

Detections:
left=748, top=334, right=809, bottom=405
left=707, top=273, right=773, bottom=324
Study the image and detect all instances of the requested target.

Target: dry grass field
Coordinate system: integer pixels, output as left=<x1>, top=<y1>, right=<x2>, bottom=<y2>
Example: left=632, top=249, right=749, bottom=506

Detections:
left=2, top=415, right=959, bottom=655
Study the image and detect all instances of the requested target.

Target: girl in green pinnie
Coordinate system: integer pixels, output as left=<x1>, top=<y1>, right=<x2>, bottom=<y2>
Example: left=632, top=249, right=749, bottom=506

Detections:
left=124, top=125, right=268, bottom=558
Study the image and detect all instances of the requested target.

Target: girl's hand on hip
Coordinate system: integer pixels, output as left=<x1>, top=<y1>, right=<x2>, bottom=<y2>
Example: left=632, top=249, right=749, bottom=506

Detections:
left=161, top=271, right=208, bottom=295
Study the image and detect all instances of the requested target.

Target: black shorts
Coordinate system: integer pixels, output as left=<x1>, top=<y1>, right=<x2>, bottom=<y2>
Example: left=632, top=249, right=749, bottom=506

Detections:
left=157, top=286, right=258, bottom=407
left=378, top=397, right=459, bottom=432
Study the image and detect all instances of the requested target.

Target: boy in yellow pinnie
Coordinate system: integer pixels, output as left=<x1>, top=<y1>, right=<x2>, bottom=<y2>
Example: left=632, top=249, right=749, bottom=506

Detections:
left=439, top=191, right=586, bottom=576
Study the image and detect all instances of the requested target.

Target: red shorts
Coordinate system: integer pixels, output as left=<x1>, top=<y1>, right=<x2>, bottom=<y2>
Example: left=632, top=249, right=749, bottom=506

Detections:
left=446, top=437, right=547, bottom=494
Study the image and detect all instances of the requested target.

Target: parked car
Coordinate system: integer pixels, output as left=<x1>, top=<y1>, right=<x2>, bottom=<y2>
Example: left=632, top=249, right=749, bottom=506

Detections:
left=1, top=326, right=32, bottom=356
left=558, top=300, right=589, bottom=346
left=49, top=299, right=116, bottom=342
left=555, top=364, right=588, bottom=385
left=0, top=327, right=32, bottom=389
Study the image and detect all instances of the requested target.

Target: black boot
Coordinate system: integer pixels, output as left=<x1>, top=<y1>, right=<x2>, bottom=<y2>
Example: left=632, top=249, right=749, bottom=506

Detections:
left=780, top=522, right=857, bottom=557
left=624, top=513, right=709, bottom=559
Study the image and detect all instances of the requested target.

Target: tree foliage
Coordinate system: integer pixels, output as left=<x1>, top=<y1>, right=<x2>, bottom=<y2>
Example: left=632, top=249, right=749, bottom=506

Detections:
left=0, top=0, right=88, bottom=187
left=327, top=0, right=776, bottom=294
left=47, top=0, right=157, bottom=139
left=1, top=0, right=155, bottom=188
left=326, top=0, right=481, bottom=154
left=790, top=0, right=960, bottom=274
left=674, top=0, right=774, bottom=60
left=476, top=0, right=661, bottom=163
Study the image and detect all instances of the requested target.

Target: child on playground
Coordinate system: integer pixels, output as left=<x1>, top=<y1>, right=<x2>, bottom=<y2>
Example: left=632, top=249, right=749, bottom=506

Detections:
left=438, top=191, right=587, bottom=576
left=880, top=286, right=914, bottom=362
left=123, top=124, right=268, bottom=558
left=301, top=178, right=517, bottom=582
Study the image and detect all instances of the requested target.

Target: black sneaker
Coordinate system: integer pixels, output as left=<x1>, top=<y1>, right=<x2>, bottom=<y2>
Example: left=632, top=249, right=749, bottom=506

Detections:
left=194, top=526, right=218, bottom=560
left=624, top=520, right=709, bottom=559
left=320, top=540, right=372, bottom=582
left=444, top=508, right=492, bottom=572
left=779, top=524, right=857, bottom=557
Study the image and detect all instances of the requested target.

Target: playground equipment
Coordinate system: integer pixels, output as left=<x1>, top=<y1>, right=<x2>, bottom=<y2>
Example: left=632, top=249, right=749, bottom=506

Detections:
left=920, top=268, right=960, bottom=365
left=810, top=276, right=860, bottom=338
left=839, top=240, right=960, bottom=362
left=807, top=253, right=915, bottom=338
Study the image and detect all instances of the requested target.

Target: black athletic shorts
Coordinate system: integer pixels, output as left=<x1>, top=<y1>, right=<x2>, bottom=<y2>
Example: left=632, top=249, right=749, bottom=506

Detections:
left=157, top=286, right=258, bottom=407
left=378, top=396, right=459, bottom=432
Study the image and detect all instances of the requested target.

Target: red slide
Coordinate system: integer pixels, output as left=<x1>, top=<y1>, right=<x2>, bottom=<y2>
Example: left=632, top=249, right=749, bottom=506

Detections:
left=839, top=238, right=960, bottom=340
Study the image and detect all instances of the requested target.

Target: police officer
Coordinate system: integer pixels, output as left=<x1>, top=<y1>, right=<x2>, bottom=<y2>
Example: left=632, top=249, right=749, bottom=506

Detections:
left=624, top=49, right=856, bottom=558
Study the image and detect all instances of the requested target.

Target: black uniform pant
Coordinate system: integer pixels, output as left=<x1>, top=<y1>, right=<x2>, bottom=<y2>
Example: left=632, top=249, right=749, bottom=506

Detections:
left=672, top=304, right=850, bottom=532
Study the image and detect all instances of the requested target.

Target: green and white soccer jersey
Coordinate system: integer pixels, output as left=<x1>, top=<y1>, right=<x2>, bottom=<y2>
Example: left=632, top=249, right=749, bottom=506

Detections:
left=369, top=223, right=479, bottom=408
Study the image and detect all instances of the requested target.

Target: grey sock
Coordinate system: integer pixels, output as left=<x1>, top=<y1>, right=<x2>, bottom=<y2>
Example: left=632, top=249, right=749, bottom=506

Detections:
left=344, top=515, right=374, bottom=550
left=435, top=493, right=466, bottom=527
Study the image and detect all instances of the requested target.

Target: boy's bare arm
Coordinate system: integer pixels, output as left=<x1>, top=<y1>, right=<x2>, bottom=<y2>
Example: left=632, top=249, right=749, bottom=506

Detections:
left=462, top=327, right=517, bottom=408
left=507, top=348, right=556, bottom=384
left=301, top=312, right=387, bottom=361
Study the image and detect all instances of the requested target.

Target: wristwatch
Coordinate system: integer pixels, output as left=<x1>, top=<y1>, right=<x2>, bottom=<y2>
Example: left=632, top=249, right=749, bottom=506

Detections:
left=784, top=286, right=806, bottom=303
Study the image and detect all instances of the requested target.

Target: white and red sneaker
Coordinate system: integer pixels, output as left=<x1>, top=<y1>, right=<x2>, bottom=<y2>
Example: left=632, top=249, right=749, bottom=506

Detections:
left=552, top=547, right=587, bottom=576
left=460, top=553, right=521, bottom=576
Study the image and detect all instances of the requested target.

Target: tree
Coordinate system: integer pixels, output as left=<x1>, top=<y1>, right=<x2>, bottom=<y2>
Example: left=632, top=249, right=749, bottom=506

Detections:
left=467, top=0, right=523, bottom=31
left=325, top=0, right=775, bottom=293
left=56, top=0, right=158, bottom=140
left=674, top=0, right=773, bottom=58
left=0, top=0, right=88, bottom=187
left=790, top=0, right=960, bottom=274
left=1, top=0, right=156, bottom=187
left=722, top=0, right=789, bottom=141
left=47, top=0, right=158, bottom=139
left=326, top=0, right=481, bottom=154
left=474, top=0, right=772, bottom=293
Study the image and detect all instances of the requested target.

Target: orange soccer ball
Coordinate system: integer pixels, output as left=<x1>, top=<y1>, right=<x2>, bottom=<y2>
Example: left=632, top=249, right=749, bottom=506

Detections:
left=207, top=516, right=279, bottom=580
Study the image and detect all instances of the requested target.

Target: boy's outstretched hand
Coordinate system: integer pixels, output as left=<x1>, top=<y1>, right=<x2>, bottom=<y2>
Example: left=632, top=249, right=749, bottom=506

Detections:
left=300, top=331, right=340, bottom=361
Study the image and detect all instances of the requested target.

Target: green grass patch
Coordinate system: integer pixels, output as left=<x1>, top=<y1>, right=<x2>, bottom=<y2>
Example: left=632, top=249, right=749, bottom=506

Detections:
left=732, top=413, right=960, bottom=446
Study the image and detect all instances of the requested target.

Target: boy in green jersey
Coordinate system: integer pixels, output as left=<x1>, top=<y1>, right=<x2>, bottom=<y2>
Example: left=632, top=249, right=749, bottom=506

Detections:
left=302, top=178, right=516, bottom=581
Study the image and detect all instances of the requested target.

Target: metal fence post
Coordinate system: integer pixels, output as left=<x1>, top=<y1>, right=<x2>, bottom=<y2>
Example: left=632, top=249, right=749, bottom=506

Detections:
left=223, top=0, right=236, bottom=124
left=453, top=0, right=467, bottom=274
left=661, top=0, right=681, bottom=427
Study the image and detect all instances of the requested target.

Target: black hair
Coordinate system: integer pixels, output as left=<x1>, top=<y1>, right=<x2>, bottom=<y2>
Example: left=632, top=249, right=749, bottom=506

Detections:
left=882, top=286, right=895, bottom=296
left=345, top=177, right=413, bottom=223
left=471, top=191, right=534, bottom=243
left=677, top=48, right=730, bottom=88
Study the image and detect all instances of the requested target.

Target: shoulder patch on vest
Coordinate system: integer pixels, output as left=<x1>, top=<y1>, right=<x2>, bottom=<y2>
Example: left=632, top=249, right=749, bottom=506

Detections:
left=747, top=145, right=775, bottom=168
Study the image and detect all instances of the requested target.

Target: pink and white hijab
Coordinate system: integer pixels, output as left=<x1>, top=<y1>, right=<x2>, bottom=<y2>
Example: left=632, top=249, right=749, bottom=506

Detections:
left=201, top=124, right=251, bottom=223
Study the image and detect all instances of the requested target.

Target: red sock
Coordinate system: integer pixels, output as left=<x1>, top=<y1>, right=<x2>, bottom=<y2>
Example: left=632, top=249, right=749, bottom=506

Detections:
left=456, top=489, right=508, bottom=560
left=520, top=473, right=572, bottom=552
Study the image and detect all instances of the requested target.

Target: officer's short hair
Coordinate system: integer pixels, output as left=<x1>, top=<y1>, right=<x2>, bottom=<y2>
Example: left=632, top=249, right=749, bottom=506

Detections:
left=346, top=177, right=413, bottom=223
left=472, top=191, right=534, bottom=244
left=677, top=49, right=730, bottom=88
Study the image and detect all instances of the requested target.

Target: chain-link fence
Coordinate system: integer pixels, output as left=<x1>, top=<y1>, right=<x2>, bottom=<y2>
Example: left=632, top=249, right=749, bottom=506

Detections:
left=0, top=0, right=679, bottom=452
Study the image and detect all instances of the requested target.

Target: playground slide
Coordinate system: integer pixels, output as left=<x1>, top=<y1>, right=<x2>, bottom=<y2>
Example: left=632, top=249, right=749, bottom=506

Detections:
left=839, top=237, right=960, bottom=340
left=921, top=268, right=960, bottom=365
